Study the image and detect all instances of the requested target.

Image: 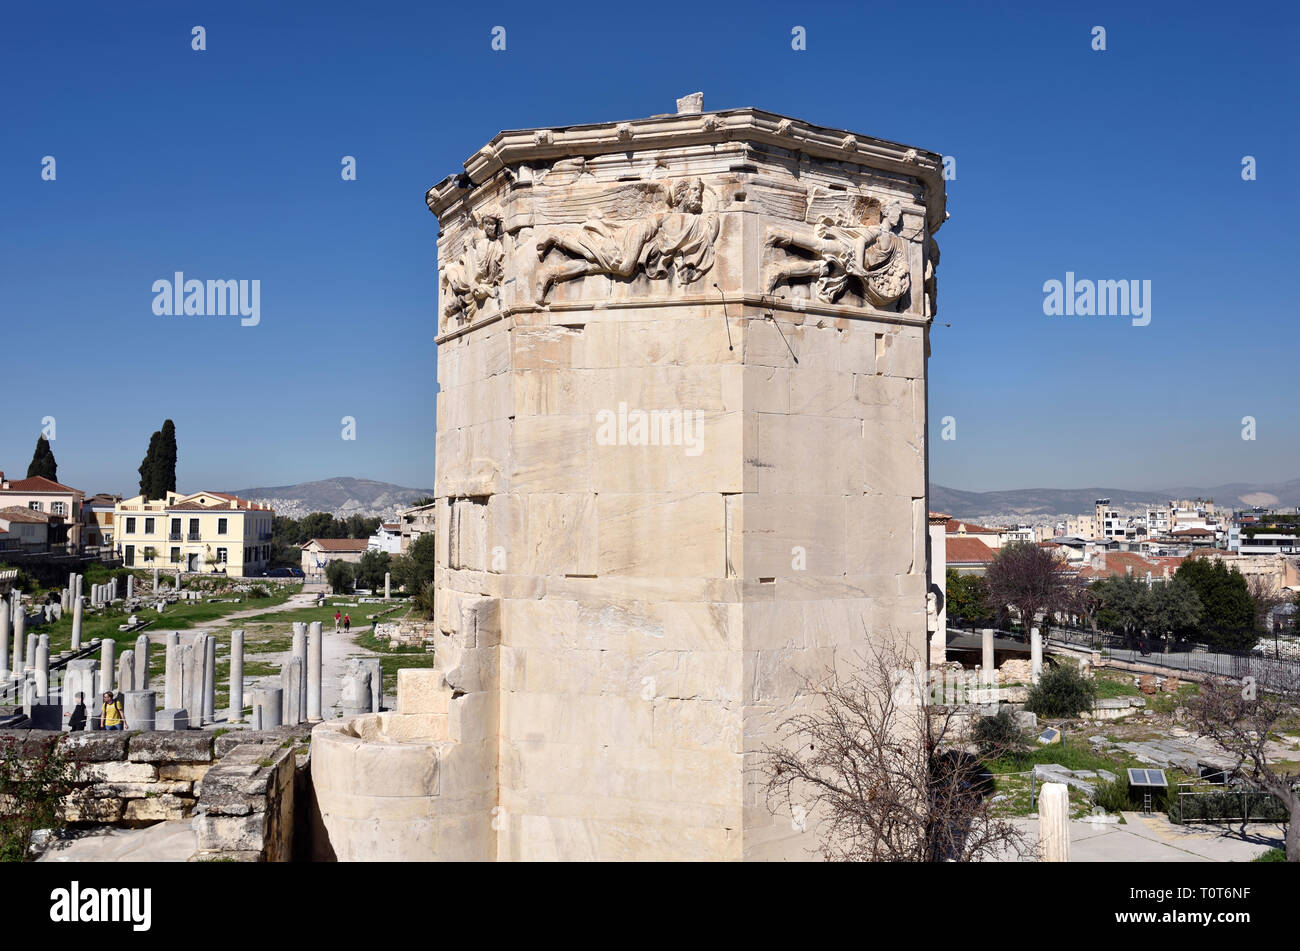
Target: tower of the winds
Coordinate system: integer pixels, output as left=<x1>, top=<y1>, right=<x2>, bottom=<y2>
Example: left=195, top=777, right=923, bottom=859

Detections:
left=360, top=96, right=945, bottom=861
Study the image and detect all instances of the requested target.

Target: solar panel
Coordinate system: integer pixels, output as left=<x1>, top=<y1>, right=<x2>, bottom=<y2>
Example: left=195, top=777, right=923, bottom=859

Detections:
left=1127, top=768, right=1167, bottom=786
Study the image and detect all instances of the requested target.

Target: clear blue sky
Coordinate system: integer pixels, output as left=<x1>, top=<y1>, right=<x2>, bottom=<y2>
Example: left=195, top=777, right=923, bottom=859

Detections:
left=2, top=0, right=1295, bottom=497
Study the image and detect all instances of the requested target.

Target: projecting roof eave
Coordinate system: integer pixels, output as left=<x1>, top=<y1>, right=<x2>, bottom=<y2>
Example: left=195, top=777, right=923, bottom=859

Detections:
left=426, top=106, right=947, bottom=234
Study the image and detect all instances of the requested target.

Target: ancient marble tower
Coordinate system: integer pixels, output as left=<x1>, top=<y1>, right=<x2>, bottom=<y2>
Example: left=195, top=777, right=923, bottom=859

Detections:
left=424, top=96, right=946, bottom=860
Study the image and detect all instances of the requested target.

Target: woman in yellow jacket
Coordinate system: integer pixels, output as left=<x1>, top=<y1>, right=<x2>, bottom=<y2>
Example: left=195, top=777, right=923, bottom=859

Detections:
left=102, top=692, right=125, bottom=731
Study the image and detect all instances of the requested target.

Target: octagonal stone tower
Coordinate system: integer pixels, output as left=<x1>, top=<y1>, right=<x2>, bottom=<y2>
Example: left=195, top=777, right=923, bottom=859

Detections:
left=425, top=97, right=946, bottom=861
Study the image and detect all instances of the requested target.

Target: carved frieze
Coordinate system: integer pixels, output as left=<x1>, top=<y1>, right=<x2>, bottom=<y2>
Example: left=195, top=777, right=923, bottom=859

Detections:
left=532, top=176, right=719, bottom=304
left=764, top=193, right=913, bottom=311
left=439, top=209, right=505, bottom=333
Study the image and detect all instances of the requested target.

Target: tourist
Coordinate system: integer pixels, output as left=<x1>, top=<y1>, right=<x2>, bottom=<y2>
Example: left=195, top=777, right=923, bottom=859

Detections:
left=334, top=610, right=341, bottom=632
left=67, top=692, right=87, bottom=732
left=343, top=613, right=351, bottom=633
left=102, top=692, right=125, bottom=731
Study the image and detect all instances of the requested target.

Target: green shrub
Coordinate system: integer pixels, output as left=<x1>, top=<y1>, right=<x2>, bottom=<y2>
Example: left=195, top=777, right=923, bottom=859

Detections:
left=247, top=585, right=271, bottom=599
left=1024, top=664, right=1096, bottom=718
left=1253, top=848, right=1286, bottom=862
left=412, top=581, right=436, bottom=620
left=1167, top=788, right=1288, bottom=825
left=325, top=560, right=355, bottom=595
left=972, top=707, right=1026, bottom=758
left=1093, top=775, right=1132, bottom=814
left=0, top=735, right=82, bottom=862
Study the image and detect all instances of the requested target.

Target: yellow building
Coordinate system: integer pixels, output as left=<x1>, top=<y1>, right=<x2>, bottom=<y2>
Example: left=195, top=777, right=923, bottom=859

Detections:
left=113, top=491, right=275, bottom=578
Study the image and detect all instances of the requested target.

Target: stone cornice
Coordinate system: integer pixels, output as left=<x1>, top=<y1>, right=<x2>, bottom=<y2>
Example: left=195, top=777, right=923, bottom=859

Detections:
left=433, top=292, right=931, bottom=345
left=426, top=107, right=947, bottom=234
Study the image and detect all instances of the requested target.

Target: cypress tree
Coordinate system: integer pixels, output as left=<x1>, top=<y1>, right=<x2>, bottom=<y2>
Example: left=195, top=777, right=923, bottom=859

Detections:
left=26, top=435, right=58, bottom=481
left=139, top=430, right=161, bottom=498
left=157, top=419, right=178, bottom=495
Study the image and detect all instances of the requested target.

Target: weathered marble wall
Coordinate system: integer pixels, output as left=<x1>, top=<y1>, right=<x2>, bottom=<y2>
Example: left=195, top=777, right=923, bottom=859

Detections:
left=425, top=102, right=946, bottom=860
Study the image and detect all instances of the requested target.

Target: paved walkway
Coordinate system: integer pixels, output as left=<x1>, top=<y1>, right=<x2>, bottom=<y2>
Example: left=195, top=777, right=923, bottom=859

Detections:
left=37, top=820, right=197, bottom=862
left=1005, top=813, right=1283, bottom=861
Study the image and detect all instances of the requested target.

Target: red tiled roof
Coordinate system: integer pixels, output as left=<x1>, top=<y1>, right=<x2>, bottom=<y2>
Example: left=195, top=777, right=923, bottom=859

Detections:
left=1077, top=550, right=1181, bottom=580
left=2, top=476, right=79, bottom=493
left=302, top=538, right=369, bottom=551
left=946, top=537, right=996, bottom=563
left=1172, top=528, right=1213, bottom=537
left=946, top=520, right=1000, bottom=535
left=0, top=506, right=51, bottom=523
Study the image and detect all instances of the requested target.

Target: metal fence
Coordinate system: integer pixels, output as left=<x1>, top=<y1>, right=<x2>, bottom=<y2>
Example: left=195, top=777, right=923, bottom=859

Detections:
left=1174, top=783, right=1292, bottom=824
left=1037, top=625, right=1300, bottom=692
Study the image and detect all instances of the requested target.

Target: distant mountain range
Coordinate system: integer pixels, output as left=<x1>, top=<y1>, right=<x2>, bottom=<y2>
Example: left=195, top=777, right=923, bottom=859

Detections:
left=225, top=475, right=1300, bottom=526
left=226, top=477, right=434, bottom=520
left=931, top=479, right=1300, bottom=525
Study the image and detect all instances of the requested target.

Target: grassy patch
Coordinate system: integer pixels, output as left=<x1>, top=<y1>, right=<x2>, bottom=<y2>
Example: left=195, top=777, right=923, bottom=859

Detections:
left=1094, top=672, right=1142, bottom=700
left=355, top=627, right=426, bottom=654
left=1253, top=848, right=1286, bottom=862
left=29, top=587, right=298, bottom=655
left=378, top=653, right=440, bottom=694
left=986, top=738, right=1129, bottom=775
left=244, top=634, right=295, bottom=654
left=238, top=602, right=355, bottom=626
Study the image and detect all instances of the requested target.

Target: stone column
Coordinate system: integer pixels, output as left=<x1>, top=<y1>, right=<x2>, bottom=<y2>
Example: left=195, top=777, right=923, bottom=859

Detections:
left=1030, top=627, right=1043, bottom=685
left=282, top=656, right=303, bottom=725
left=228, top=629, right=244, bottom=723
left=341, top=668, right=369, bottom=716
left=292, top=623, right=307, bottom=719
left=252, top=686, right=283, bottom=729
left=981, top=628, right=995, bottom=678
left=182, top=642, right=201, bottom=717
left=126, top=574, right=134, bottom=600
left=152, top=566, right=159, bottom=591
left=71, top=594, right=83, bottom=650
left=363, top=657, right=382, bottom=713
left=117, top=650, right=135, bottom=700
left=1038, top=781, right=1071, bottom=862
left=384, top=572, right=391, bottom=599
left=124, top=690, right=156, bottom=731
left=74, top=573, right=83, bottom=604
left=100, top=638, right=116, bottom=693
left=134, top=634, right=150, bottom=690
left=165, top=639, right=183, bottom=709
left=13, top=609, right=26, bottom=672
left=34, top=643, right=50, bottom=701
left=0, top=599, right=9, bottom=680
left=25, top=633, right=38, bottom=672
left=63, top=658, right=99, bottom=730
left=306, top=621, right=323, bottom=722
left=203, top=634, right=216, bottom=724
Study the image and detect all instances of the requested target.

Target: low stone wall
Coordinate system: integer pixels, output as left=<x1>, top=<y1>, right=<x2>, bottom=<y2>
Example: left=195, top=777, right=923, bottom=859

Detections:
left=195, top=741, right=299, bottom=862
left=0, top=725, right=311, bottom=860
left=59, top=731, right=214, bottom=825
left=373, top=619, right=436, bottom=649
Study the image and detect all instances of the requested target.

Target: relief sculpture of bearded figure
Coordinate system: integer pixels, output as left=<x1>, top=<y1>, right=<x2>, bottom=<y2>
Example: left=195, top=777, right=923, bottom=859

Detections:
left=534, top=177, right=718, bottom=304
left=440, top=212, right=505, bottom=331
left=643, top=178, right=719, bottom=287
